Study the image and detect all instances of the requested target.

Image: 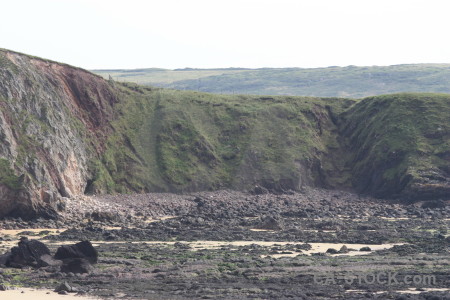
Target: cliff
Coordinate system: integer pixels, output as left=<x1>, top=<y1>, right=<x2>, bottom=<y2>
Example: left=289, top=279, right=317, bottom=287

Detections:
left=0, top=49, right=448, bottom=219
left=340, top=93, right=450, bottom=200
left=0, top=49, right=117, bottom=218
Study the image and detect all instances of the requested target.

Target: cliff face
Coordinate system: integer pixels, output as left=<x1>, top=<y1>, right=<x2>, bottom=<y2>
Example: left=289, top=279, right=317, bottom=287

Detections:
left=0, top=49, right=448, bottom=219
left=339, top=93, right=450, bottom=201
left=0, top=49, right=118, bottom=218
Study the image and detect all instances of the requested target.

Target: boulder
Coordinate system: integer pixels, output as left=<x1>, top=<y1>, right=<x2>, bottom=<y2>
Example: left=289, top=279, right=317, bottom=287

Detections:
left=339, top=245, right=349, bottom=254
left=40, top=254, right=63, bottom=267
left=54, top=281, right=79, bottom=293
left=0, top=252, right=12, bottom=266
left=7, top=237, right=51, bottom=268
left=256, top=216, right=284, bottom=231
left=421, top=200, right=446, bottom=209
left=250, top=185, right=268, bottom=195
left=326, top=248, right=339, bottom=254
left=90, top=211, right=118, bottom=222
left=60, top=258, right=93, bottom=274
left=54, top=241, right=98, bottom=264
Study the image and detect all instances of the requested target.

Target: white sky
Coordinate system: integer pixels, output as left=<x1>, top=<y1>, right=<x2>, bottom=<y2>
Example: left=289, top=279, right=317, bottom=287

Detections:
left=1, top=0, right=450, bottom=69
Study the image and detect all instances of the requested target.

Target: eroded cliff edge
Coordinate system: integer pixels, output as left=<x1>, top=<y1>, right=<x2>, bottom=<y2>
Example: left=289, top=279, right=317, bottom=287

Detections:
left=0, top=49, right=448, bottom=219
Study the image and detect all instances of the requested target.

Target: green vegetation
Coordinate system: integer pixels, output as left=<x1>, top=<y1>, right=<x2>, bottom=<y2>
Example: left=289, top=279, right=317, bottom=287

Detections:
left=89, top=86, right=448, bottom=200
left=93, top=64, right=450, bottom=98
left=87, top=78, right=449, bottom=200
left=0, top=158, right=22, bottom=190
left=340, top=93, right=450, bottom=199
left=91, top=83, right=356, bottom=193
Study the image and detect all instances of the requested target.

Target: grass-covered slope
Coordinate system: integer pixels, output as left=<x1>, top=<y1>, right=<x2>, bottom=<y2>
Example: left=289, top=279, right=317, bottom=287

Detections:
left=93, top=88, right=449, bottom=201
left=339, top=93, right=450, bottom=200
left=93, top=64, right=450, bottom=98
left=91, top=84, right=355, bottom=194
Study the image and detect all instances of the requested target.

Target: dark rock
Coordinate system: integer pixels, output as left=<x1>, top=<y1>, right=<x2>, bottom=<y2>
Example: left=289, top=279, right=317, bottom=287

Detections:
left=421, top=200, right=446, bottom=209
left=360, top=246, right=372, bottom=251
left=339, top=245, right=349, bottom=253
left=90, top=211, right=118, bottom=222
left=193, top=197, right=205, bottom=208
left=0, top=252, right=12, bottom=266
left=61, top=258, right=93, bottom=274
left=55, top=241, right=98, bottom=264
left=0, top=284, right=8, bottom=291
left=40, top=254, right=63, bottom=267
left=174, top=242, right=191, bottom=249
left=295, top=243, right=312, bottom=251
left=326, top=248, right=339, bottom=254
left=250, top=185, right=268, bottom=195
left=357, top=224, right=378, bottom=230
left=54, top=281, right=73, bottom=293
left=8, top=237, right=51, bottom=268
left=256, top=216, right=284, bottom=230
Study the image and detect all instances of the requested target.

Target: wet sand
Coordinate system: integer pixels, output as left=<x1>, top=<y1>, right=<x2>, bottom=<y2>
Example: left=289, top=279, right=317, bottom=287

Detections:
left=0, top=288, right=98, bottom=299
left=63, top=240, right=401, bottom=255
left=0, top=228, right=64, bottom=251
left=0, top=228, right=63, bottom=236
left=346, top=288, right=450, bottom=295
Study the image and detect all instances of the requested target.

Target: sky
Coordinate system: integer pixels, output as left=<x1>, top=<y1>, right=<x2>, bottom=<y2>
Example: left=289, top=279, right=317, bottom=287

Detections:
left=1, top=0, right=450, bottom=69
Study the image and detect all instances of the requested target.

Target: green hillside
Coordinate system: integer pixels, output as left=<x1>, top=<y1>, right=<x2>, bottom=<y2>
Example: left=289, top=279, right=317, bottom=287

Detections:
left=91, top=84, right=450, bottom=201
left=340, top=93, right=450, bottom=200
left=93, top=64, right=450, bottom=98
left=91, top=83, right=356, bottom=194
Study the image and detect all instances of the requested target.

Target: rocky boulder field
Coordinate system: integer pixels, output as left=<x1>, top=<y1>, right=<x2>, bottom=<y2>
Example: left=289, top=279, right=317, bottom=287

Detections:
left=0, top=188, right=449, bottom=299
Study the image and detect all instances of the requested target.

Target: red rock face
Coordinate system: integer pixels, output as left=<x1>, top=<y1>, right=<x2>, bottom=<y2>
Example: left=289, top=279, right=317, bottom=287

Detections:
left=0, top=49, right=118, bottom=219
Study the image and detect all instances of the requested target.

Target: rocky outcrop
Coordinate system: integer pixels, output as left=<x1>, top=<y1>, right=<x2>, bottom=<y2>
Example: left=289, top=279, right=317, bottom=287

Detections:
left=0, top=49, right=118, bottom=219
left=55, top=240, right=98, bottom=264
left=4, top=237, right=51, bottom=268
left=55, top=241, right=98, bottom=274
left=0, top=239, right=97, bottom=274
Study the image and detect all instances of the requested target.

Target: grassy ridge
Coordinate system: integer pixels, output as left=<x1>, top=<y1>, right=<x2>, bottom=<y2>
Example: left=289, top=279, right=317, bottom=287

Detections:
left=93, top=64, right=450, bottom=98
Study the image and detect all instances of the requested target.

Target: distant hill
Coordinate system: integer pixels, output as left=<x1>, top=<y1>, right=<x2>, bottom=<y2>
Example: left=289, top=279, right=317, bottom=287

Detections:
left=93, top=64, right=450, bottom=98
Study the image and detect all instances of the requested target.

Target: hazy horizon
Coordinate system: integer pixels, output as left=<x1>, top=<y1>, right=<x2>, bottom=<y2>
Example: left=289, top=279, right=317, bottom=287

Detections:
left=90, top=63, right=450, bottom=71
left=2, top=0, right=450, bottom=70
